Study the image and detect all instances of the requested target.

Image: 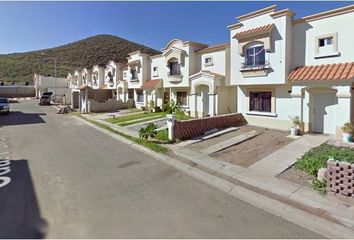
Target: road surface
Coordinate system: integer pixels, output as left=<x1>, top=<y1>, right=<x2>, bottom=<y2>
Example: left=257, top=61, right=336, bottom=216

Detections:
left=0, top=100, right=322, bottom=238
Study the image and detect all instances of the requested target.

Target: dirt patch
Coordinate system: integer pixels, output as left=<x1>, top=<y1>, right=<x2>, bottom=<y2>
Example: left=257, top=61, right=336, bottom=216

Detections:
left=188, top=125, right=293, bottom=167
left=278, top=167, right=313, bottom=188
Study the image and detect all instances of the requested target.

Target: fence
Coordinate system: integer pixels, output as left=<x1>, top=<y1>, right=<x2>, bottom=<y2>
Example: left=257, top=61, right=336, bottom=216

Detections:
left=0, top=86, right=35, bottom=97
left=174, top=113, right=247, bottom=140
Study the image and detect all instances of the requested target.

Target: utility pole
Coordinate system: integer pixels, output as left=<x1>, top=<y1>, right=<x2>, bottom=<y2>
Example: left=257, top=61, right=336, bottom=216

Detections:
left=54, top=58, right=57, bottom=98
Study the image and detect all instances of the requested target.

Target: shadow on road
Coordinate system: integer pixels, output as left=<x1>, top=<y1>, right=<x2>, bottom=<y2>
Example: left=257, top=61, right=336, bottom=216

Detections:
left=0, top=111, right=46, bottom=127
left=0, top=159, right=47, bottom=238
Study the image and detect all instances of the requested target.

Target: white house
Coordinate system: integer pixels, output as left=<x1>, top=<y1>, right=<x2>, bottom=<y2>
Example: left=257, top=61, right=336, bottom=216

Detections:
left=228, top=4, right=354, bottom=136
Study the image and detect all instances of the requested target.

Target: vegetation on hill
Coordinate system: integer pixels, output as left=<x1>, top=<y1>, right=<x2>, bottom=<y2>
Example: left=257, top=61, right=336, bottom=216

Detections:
left=0, top=34, right=160, bottom=83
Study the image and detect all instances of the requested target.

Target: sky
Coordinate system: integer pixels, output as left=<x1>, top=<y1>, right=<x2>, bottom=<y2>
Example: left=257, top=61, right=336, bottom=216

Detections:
left=0, top=1, right=352, bottom=54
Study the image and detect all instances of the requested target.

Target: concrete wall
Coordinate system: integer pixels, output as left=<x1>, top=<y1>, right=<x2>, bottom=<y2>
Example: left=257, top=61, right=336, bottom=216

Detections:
left=89, top=98, right=134, bottom=113
left=0, top=86, right=35, bottom=97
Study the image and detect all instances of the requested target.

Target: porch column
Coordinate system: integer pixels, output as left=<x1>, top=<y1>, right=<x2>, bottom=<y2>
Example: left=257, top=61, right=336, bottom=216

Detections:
left=291, top=86, right=305, bottom=131
left=189, top=92, right=197, bottom=118
left=336, top=86, right=352, bottom=137
left=208, top=93, right=216, bottom=117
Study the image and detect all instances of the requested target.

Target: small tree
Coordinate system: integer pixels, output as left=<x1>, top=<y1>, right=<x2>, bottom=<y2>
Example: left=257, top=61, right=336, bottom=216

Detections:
left=139, top=123, right=158, bottom=140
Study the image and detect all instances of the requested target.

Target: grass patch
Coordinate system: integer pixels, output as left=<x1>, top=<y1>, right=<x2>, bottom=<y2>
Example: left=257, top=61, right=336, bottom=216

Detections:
left=74, top=114, right=169, bottom=154
left=155, top=129, right=169, bottom=142
left=295, top=143, right=354, bottom=194
left=106, top=112, right=166, bottom=124
left=176, top=112, right=192, bottom=121
left=128, top=108, right=142, bottom=113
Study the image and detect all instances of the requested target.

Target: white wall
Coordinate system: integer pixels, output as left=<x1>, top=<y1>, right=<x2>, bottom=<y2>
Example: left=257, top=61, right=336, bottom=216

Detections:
left=230, top=13, right=292, bottom=86
left=292, top=12, right=354, bottom=68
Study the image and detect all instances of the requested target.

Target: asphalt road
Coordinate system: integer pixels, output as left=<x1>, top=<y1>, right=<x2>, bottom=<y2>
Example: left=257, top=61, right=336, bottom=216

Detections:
left=0, top=100, right=322, bottom=238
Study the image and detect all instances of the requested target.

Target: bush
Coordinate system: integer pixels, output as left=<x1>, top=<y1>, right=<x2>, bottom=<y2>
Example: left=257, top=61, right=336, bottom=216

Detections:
left=139, top=123, right=158, bottom=140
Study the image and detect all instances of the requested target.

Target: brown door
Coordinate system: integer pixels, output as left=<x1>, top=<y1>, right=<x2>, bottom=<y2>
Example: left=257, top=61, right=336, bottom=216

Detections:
left=164, top=91, right=170, bottom=103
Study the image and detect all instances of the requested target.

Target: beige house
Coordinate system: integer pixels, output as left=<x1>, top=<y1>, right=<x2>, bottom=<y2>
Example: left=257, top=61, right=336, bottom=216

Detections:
left=228, top=4, right=354, bottom=136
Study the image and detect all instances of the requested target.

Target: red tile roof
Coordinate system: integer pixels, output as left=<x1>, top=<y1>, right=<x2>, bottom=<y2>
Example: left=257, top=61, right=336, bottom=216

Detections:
left=196, top=43, right=230, bottom=53
left=142, top=79, right=162, bottom=90
left=288, top=63, right=354, bottom=81
left=233, top=24, right=274, bottom=39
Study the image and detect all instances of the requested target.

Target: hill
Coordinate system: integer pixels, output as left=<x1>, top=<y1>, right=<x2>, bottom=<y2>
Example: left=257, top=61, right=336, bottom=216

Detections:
left=0, top=34, right=161, bottom=83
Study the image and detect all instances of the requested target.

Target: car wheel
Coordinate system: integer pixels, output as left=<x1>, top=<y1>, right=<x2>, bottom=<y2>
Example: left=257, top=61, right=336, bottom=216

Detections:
left=6, top=111, right=9, bottom=115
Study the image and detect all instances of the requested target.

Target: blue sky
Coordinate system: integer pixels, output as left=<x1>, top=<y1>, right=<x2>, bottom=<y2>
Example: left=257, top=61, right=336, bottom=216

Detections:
left=0, top=1, right=352, bottom=54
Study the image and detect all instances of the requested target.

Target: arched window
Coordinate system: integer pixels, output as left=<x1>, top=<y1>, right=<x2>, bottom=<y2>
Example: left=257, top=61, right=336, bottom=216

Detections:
left=245, top=44, right=265, bottom=67
left=168, top=58, right=181, bottom=76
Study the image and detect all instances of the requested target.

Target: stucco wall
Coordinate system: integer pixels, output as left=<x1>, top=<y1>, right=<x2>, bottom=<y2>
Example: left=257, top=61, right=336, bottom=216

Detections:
left=0, top=86, right=35, bottom=97
left=292, top=12, right=354, bottom=68
left=230, top=12, right=292, bottom=86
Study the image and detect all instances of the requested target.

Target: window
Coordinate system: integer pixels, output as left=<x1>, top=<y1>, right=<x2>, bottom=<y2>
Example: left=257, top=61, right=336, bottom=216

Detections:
left=123, top=72, right=127, bottom=79
left=131, top=69, right=138, bottom=80
left=177, top=92, right=187, bottom=106
left=107, top=72, right=114, bottom=82
left=169, top=59, right=181, bottom=76
left=319, top=37, right=333, bottom=47
left=153, top=66, right=158, bottom=76
left=249, top=91, right=272, bottom=113
left=245, top=45, right=265, bottom=67
left=137, top=90, right=144, bottom=103
left=204, top=57, right=213, bottom=66
left=128, top=89, right=134, bottom=99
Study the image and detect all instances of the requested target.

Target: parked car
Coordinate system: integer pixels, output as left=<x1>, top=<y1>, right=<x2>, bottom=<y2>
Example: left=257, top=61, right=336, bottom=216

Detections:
left=39, top=95, right=51, bottom=105
left=38, top=92, right=53, bottom=106
left=0, top=98, right=10, bottom=114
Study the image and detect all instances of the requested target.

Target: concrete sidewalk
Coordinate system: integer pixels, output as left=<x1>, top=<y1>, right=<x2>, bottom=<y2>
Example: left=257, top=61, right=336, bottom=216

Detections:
left=83, top=114, right=140, bottom=138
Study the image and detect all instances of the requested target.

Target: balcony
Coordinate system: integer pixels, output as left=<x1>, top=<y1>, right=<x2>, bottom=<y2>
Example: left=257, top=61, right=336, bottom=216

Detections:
left=240, top=61, right=270, bottom=77
left=168, top=72, right=183, bottom=83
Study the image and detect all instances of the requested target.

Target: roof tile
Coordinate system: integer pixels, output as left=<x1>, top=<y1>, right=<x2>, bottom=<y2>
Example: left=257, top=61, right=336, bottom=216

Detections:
left=233, top=24, right=274, bottom=39
left=288, top=63, right=354, bottom=81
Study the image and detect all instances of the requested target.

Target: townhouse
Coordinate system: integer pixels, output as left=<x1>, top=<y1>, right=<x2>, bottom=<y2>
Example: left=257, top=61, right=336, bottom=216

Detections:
left=228, top=4, right=354, bottom=136
left=65, top=4, right=354, bottom=137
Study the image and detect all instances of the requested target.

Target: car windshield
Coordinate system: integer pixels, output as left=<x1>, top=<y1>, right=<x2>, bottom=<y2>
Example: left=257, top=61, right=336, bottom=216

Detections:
left=0, top=99, right=8, bottom=103
left=41, top=96, right=50, bottom=98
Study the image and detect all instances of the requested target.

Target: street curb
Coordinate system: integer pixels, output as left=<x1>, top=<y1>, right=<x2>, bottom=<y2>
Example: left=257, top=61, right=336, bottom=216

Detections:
left=73, top=115, right=354, bottom=238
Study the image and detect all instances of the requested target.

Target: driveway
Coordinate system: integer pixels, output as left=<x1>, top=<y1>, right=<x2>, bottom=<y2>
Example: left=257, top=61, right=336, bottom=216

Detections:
left=0, top=100, right=322, bottom=238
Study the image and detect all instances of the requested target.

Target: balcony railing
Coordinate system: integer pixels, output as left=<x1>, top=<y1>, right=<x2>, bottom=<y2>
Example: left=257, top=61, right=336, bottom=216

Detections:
left=241, top=61, right=270, bottom=71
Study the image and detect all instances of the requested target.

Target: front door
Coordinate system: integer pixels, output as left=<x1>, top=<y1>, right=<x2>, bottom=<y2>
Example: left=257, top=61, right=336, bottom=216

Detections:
left=164, top=91, right=170, bottom=103
left=312, top=91, right=336, bottom=134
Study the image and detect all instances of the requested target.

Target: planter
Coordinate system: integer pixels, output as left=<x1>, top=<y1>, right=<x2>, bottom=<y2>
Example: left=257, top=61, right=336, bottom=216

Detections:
left=290, top=127, right=298, bottom=136
left=342, top=133, right=353, bottom=143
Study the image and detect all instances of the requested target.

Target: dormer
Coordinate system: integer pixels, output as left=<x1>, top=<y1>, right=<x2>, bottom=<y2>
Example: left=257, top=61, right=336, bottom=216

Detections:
left=162, top=39, right=187, bottom=83
left=91, top=64, right=105, bottom=89
left=81, top=68, right=92, bottom=86
left=126, top=51, right=150, bottom=88
left=67, top=73, right=73, bottom=88
left=73, top=70, right=82, bottom=88
left=229, top=5, right=294, bottom=84
left=104, top=61, right=125, bottom=88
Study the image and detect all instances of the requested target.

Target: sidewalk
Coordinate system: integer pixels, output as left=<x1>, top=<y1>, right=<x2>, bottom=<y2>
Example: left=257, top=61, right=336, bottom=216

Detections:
left=168, top=134, right=354, bottom=231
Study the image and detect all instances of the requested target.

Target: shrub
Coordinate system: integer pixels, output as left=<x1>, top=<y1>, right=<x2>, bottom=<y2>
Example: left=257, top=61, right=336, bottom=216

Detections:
left=139, top=123, right=158, bottom=140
